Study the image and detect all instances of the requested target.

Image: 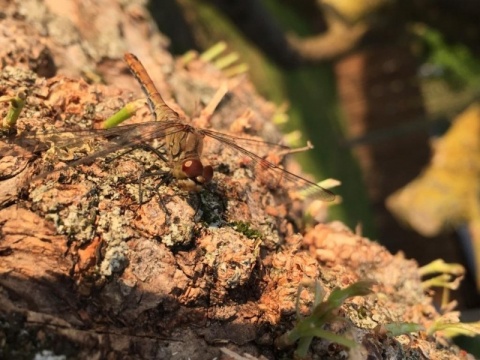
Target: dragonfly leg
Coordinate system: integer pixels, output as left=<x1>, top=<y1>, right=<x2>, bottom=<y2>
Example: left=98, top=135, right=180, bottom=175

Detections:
left=138, top=143, right=168, bottom=162
left=138, top=170, right=172, bottom=205
left=152, top=175, right=176, bottom=218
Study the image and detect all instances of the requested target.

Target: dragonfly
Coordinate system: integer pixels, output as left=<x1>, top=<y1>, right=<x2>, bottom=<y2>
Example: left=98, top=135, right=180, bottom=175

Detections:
left=5, top=53, right=335, bottom=201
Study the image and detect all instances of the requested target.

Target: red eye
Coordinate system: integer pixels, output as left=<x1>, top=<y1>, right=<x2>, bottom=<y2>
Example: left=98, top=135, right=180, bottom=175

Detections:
left=202, top=165, right=213, bottom=183
left=182, top=159, right=203, bottom=178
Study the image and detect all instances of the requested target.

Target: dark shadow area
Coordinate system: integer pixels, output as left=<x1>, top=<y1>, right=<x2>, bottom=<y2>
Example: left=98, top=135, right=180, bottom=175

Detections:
left=147, top=0, right=197, bottom=55
left=0, top=269, right=266, bottom=359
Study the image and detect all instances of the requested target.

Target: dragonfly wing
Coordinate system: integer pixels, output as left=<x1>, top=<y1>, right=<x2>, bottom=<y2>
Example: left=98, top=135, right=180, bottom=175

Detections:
left=200, top=129, right=335, bottom=202
left=65, top=121, right=187, bottom=166
left=8, top=121, right=189, bottom=177
left=13, top=120, right=183, bottom=150
left=199, top=128, right=292, bottom=151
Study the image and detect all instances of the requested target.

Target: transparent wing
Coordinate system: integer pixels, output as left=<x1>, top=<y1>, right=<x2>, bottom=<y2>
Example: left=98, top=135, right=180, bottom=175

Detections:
left=12, top=120, right=185, bottom=146
left=57, top=121, right=187, bottom=167
left=6, top=120, right=186, bottom=159
left=2, top=121, right=189, bottom=180
left=200, top=128, right=335, bottom=202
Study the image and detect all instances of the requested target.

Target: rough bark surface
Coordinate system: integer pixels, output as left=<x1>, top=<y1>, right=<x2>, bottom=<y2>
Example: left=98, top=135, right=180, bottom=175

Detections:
left=0, top=0, right=473, bottom=359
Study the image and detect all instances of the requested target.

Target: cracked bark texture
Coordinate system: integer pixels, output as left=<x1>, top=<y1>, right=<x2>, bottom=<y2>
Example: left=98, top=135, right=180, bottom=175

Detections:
left=0, top=1, right=473, bottom=359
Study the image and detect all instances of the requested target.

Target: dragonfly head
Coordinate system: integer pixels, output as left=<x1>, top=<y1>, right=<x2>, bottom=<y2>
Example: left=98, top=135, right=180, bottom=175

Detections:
left=174, top=159, right=213, bottom=190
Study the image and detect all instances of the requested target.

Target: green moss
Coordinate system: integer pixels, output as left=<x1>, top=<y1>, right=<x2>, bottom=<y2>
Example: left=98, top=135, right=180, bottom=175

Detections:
left=230, top=221, right=262, bottom=239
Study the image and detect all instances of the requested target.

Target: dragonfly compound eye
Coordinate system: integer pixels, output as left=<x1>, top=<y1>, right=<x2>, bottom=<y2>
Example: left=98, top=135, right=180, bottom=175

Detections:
left=181, top=160, right=213, bottom=185
left=182, top=159, right=204, bottom=179
left=201, top=165, right=213, bottom=184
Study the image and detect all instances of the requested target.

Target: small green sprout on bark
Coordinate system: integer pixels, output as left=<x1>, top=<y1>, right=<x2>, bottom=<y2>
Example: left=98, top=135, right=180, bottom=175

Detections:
left=181, top=41, right=249, bottom=77
left=275, top=279, right=375, bottom=358
left=375, top=322, right=425, bottom=338
left=1, top=87, right=27, bottom=131
left=102, top=99, right=146, bottom=129
left=419, top=259, right=465, bottom=278
left=420, top=259, right=480, bottom=339
left=420, top=259, right=465, bottom=309
left=199, top=41, right=227, bottom=63
left=428, top=312, right=480, bottom=338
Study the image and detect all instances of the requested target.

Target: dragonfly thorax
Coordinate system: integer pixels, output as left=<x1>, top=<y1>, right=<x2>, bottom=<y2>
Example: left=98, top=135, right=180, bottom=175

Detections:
left=167, top=128, right=214, bottom=189
left=167, top=129, right=204, bottom=162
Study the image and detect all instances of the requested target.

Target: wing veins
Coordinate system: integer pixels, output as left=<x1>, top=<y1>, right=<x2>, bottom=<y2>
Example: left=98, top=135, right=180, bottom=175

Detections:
left=202, top=130, right=335, bottom=201
left=30, top=121, right=190, bottom=178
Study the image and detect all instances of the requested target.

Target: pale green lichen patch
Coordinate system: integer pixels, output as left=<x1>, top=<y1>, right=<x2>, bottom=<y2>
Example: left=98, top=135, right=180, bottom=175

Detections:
left=48, top=204, right=97, bottom=244
left=160, top=194, right=197, bottom=247
left=100, top=240, right=129, bottom=276
left=31, top=180, right=99, bottom=243
left=197, top=227, right=257, bottom=303
left=29, top=157, right=137, bottom=277
left=161, top=218, right=195, bottom=247
left=97, top=206, right=133, bottom=276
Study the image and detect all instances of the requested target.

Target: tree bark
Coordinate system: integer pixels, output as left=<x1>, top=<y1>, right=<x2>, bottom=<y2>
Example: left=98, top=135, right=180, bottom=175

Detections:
left=0, top=0, right=472, bottom=358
